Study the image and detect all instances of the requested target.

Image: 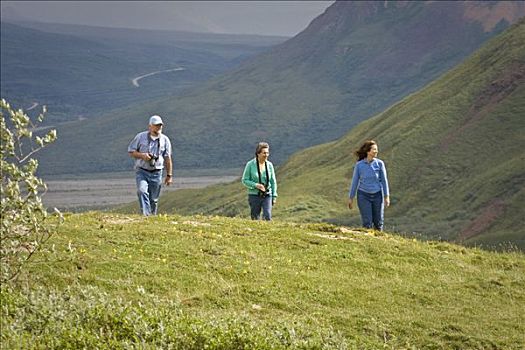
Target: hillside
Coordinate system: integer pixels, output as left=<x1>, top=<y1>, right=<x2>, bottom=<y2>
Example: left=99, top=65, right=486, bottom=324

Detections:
left=1, top=213, right=524, bottom=348
left=0, top=21, right=285, bottom=123
left=145, top=19, right=525, bottom=250
left=31, top=1, right=525, bottom=175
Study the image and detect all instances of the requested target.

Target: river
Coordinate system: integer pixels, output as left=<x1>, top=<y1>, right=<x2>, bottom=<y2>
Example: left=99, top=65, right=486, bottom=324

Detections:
left=41, top=171, right=238, bottom=211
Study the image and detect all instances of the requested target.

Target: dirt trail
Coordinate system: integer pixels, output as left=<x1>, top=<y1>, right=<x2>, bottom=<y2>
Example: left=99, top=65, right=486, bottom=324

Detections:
left=132, top=67, right=185, bottom=87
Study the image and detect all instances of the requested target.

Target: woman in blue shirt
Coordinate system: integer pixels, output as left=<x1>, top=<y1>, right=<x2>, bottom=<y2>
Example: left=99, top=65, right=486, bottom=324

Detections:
left=241, top=142, right=278, bottom=220
left=348, top=140, right=390, bottom=231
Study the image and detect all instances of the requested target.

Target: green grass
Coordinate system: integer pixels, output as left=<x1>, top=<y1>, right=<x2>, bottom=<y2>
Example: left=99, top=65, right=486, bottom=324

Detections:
left=2, top=212, right=524, bottom=348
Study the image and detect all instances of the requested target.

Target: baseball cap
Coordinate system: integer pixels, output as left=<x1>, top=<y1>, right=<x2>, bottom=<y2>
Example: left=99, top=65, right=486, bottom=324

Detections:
left=149, top=115, right=163, bottom=125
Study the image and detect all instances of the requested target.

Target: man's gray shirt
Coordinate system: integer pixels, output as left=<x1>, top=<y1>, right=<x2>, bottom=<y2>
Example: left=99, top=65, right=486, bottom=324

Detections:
left=128, top=131, right=172, bottom=171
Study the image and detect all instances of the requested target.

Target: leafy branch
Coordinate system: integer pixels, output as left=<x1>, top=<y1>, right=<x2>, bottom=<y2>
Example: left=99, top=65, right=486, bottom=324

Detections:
left=1, top=99, right=63, bottom=283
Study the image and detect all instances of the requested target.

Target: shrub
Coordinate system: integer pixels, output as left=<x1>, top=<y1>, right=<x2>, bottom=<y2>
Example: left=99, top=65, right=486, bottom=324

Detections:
left=0, top=99, right=62, bottom=283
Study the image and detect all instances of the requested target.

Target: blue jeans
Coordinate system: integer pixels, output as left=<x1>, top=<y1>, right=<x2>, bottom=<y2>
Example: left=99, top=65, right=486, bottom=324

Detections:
left=248, top=194, right=272, bottom=220
left=357, top=190, right=384, bottom=230
left=136, top=168, right=162, bottom=216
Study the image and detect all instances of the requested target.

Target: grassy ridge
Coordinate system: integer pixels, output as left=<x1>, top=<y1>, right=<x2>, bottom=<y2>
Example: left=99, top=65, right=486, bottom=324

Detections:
left=2, top=213, right=524, bottom=348
left=150, top=19, right=525, bottom=249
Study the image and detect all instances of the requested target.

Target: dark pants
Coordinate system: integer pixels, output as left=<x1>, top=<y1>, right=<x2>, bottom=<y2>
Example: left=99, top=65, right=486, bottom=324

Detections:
left=248, top=194, right=272, bottom=220
left=357, top=190, right=384, bottom=230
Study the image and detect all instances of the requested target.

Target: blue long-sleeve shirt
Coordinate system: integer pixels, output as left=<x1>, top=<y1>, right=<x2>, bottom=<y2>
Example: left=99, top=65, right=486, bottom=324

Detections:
left=348, top=158, right=389, bottom=199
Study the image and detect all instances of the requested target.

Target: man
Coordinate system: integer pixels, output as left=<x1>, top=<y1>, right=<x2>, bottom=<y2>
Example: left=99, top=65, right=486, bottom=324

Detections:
left=128, top=115, right=173, bottom=216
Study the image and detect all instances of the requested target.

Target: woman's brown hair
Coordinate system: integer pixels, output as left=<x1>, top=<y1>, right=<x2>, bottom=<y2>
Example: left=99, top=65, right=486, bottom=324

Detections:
left=354, top=140, right=377, bottom=161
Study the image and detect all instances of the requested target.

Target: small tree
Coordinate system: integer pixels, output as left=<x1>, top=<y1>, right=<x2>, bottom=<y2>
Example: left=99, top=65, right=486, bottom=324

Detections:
left=0, top=99, right=62, bottom=283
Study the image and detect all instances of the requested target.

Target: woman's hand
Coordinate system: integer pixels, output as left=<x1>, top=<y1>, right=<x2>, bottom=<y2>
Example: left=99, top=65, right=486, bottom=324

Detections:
left=385, top=196, right=390, bottom=208
left=255, top=183, right=266, bottom=192
left=348, top=198, right=353, bottom=210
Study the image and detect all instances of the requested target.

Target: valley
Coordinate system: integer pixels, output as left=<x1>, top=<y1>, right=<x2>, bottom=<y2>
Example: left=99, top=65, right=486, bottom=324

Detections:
left=31, top=1, right=525, bottom=175
left=0, top=21, right=286, bottom=124
left=41, top=170, right=240, bottom=212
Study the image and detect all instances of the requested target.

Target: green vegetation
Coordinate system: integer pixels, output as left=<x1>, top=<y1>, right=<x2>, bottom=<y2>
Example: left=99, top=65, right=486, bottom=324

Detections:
left=2, top=213, right=524, bottom=348
left=147, top=20, right=525, bottom=249
left=0, top=99, right=62, bottom=282
left=32, top=2, right=518, bottom=175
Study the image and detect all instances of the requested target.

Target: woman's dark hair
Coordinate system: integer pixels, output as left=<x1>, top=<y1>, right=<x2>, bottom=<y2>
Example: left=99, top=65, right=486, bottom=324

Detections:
left=355, top=140, right=377, bottom=161
left=255, top=142, right=270, bottom=158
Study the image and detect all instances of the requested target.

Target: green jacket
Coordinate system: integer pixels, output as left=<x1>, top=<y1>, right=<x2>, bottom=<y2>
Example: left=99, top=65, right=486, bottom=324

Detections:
left=241, top=158, right=278, bottom=197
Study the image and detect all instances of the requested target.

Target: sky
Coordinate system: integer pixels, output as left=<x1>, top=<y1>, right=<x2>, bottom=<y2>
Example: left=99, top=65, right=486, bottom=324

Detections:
left=0, top=1, right=334, bottom=37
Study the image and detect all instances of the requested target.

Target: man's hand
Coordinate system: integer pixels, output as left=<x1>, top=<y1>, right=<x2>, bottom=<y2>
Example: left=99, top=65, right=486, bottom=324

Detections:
left=129, top=151, right=151, bottom=161
left=164, top=157, right=173, bottom=186
left=348, top=198, right=353, bottom=210
left=255, top=183, right=266, bottom=192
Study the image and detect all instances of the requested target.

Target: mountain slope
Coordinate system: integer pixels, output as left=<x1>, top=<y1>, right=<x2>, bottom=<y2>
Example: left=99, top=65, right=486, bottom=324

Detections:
left=34, top=0, right=525, bottom=175
left=150, top=19, right=525, bottom=250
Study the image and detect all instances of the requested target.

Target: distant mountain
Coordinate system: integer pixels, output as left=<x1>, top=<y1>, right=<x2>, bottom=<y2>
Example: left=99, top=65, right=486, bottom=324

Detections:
left=0, top=5, right=33, bottom=23
left=33, top=1, right=525, bottom=175
left=0, top=21, right=286, bottom=123
left=11, top=21, right=288, bottom=48
left=152, top=19, right=525, bottom=250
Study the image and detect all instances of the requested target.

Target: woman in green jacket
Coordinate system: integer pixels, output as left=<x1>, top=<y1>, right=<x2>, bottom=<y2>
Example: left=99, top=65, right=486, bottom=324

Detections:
left=241, top=142, right=278, bottom=220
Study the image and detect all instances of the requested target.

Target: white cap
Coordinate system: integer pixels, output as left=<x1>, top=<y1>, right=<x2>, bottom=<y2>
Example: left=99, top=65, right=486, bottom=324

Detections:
left=149, top=115, right=163, bottom=125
